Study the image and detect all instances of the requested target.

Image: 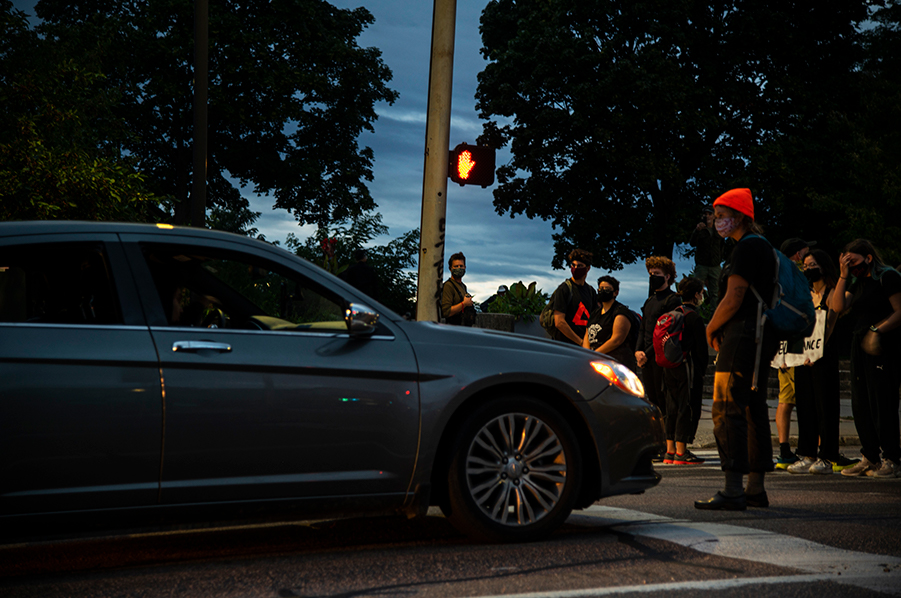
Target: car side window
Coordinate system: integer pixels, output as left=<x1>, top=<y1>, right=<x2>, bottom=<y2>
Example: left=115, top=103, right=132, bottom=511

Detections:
left=0, top=242, right=122, bottom=325
left=141, top=244, right=345, bottom=331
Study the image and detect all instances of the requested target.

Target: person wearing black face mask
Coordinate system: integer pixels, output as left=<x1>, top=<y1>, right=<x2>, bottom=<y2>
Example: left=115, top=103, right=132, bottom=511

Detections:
left=790, top=249, right=860, bottom=474
left=635, top=256, right=681, bottom=423
left=583, top=276, right=638, bottom=373
left=550, top=248, right=598, bottom=345
left=832, top=239, right=901, bottom=478
left=441, top=252, right=475, bottom=326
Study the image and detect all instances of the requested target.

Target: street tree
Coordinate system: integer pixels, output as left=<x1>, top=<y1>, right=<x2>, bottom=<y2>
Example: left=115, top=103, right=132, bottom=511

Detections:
left=287, top=213, right=419, bottom=317
left=476, top=0, right=872, bottom=269
left=0, top=1, right=161, bottom=221
left=33, top=0, right=398, bottom=231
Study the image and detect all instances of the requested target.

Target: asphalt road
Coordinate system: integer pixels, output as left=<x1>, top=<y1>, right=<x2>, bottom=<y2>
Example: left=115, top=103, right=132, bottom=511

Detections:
left=1, top=449, right=899, bottom=598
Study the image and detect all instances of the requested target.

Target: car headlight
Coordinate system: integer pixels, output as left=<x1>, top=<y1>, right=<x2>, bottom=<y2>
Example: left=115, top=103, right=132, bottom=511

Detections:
left=590, top=360, right=645, bottom=397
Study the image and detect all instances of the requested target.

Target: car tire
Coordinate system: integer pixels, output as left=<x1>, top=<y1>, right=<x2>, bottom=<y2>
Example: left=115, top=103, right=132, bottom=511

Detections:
left=443, top=396, right=582, bottom=542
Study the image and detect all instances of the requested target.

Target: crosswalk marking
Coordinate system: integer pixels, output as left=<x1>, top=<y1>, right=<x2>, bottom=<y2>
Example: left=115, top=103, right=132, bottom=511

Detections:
left=568, top=506, right=901, bottom=596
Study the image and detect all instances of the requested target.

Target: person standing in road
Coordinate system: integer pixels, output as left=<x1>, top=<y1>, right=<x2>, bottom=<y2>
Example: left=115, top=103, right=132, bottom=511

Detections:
left=788, top=249, right=860, bottom=474
left=832, top=239, right=901, bottom=478
left=441, top=252, right=476, bottom=326
left=551, top=249, right=597, bottom=346
left=772, top=237, right=817, bottom=469
left=662, top=276, right=709, bottom=466
left=696, top=188, right=778, bottom=511
left=689, top=206, right=724, bottom=309
left=635, top=256, right=681, bottom=420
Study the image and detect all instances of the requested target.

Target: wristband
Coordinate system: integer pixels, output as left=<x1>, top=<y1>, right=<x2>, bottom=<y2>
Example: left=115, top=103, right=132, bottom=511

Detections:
left=869, top=325, right=880, bottom=334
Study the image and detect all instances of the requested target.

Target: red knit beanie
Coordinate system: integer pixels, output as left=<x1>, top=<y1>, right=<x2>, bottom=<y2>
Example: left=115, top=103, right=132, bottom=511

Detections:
left=713, top=188, right=754, bottom=220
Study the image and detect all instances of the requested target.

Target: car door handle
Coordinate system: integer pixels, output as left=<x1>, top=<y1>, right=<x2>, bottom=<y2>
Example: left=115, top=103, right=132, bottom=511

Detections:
left=172, top=341, right=232, bottom=353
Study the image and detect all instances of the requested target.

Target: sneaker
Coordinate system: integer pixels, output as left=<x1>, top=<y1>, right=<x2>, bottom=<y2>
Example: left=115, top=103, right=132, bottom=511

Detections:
left=841, top=455, right=878, bottom=477
left=663, top=452, right=676, bottom=464
left=674, top=450, right=705, bottom=465
left=787, top=456, right=816, bottom=474
left=651, top=451, right=666, bottom=463
left=870, top=459, right=901, bottom=478
left=832, top=454, right=861, bottom=472
left=808, top=458, right=834, bottom=475
left=775, top=452, right=799, bottom=470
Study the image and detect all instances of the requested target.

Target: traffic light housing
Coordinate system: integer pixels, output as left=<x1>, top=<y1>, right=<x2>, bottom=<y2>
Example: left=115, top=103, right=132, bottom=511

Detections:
left=448, top=143, right=495, bottom=188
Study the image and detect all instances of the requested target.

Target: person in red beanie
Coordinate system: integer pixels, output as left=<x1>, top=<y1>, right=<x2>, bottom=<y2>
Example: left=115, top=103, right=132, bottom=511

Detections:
left=695, top=188, right=778, bottom=511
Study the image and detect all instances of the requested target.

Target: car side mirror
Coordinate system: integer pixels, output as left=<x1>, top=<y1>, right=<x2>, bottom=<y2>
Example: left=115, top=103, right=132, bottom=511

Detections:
left=345, top=302, right=379, bottom=337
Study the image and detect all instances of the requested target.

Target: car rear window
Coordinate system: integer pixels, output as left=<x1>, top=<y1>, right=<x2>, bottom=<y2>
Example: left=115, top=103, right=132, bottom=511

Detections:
left=0, top=242, right=122, bottom=325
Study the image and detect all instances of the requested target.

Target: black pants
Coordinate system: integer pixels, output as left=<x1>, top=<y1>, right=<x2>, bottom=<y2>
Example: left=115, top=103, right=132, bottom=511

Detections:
left=712, top=318, right=779, bottom=474
left=850, top=333, right=901, bottom=464
left=642, top=360, right=668, bottom=417
left=664, top=362, right=702, bottom=444
left=794, top=343, right=840, bottom=461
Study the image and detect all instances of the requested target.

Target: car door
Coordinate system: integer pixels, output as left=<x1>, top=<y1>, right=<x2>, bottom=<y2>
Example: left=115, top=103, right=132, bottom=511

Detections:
left=0, top=233, right=162, bottom=516
left=119, top=232, right=421, bottom=505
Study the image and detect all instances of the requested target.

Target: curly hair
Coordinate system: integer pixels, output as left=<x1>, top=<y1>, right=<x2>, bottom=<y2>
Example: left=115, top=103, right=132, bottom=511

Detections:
left=645, top=256, right=676, bottom=281
left=567, top=248, right=593, bottom=266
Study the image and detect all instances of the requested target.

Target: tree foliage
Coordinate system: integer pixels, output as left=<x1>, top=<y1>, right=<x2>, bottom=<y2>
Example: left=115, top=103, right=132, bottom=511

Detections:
left=287, top=213, right=419, bottom=317
left=0, top=1, right=161, bottom=221
left=476, top=0, right=898, bottom=269
left=32, top=0, right=398, bottom=230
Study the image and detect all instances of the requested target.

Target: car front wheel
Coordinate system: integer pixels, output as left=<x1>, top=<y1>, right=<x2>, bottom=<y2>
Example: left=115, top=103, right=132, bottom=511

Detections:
left=443, top=397, right=582, bottom=542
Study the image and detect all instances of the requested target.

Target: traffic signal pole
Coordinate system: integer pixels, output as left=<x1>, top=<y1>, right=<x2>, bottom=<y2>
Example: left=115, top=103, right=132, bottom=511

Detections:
left=416, top=0, right=456, bottom=322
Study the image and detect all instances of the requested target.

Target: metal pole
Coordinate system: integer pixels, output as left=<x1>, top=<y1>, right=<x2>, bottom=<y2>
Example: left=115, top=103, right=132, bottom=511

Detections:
left=416, top=0, right=456, bottom=322
left=191, top=0, right=209, bottom=228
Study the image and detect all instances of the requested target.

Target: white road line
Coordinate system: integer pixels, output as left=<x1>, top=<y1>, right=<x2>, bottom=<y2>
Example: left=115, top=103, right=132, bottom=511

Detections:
left=475, top=574, right=836, bottom=598
left=565, top=506, right=901, bottom=596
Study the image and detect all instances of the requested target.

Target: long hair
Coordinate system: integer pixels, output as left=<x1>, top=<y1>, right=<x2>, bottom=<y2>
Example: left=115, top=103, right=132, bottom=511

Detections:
left=843, top=239, right=893, bottom=282
left=806, top=248, right=839, bottom=290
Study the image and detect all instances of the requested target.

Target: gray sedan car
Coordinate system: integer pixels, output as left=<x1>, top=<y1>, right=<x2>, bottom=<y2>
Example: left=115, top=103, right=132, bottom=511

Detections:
left=0, top=221, right=663, bottom=543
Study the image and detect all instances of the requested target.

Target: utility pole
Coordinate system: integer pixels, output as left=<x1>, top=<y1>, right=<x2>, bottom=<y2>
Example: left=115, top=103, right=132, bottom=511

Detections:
left=191, top=0, right=209, bottom=228
left=416, top=0, right=456, bottom=322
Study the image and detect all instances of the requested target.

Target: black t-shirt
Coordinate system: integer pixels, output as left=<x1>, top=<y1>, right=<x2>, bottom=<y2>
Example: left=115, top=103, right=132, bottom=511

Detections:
left=552, top=279, right=596, bottom=344
left=719, top=234, right=776, bottom=321
left=846, top=268, right=901, bottom=347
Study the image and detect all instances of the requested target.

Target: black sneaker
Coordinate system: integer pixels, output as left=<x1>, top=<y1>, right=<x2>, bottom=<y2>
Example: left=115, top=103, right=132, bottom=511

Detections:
left=674, top=450, right=705, bottom=465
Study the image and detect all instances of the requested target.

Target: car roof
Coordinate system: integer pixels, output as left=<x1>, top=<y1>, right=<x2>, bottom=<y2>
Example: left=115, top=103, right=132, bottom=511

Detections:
left=0, top=220, right=252, bottom=243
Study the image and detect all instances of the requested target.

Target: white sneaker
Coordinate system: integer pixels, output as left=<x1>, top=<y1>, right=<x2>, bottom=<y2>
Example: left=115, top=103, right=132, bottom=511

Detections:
left=870, top=459, right=901, bottom=478
left=809, top=458, right=834, bottom=475
left=787, top=456, right=817, bottom=474
left=841, top=455, right=879, bottom=477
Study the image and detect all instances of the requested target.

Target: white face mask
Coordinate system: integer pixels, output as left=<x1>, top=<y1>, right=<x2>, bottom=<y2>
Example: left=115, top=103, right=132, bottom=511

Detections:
left=715, top=217, right=737, bottom=238
left=697, top=293, right=705, bottom=306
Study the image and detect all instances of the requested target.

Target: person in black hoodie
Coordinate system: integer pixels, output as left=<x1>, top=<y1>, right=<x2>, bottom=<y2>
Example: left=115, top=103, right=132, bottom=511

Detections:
left=662, top=277, right=709, bottom=465
left=635, top=256, right=681, bottom=420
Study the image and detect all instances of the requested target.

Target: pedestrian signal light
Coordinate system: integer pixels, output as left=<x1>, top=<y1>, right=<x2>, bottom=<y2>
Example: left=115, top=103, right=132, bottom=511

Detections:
left=448, top=143, right=495, bottom=188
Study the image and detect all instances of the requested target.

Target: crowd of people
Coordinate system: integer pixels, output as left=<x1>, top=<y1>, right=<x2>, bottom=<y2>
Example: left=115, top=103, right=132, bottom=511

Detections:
left=437, top=188, right=900, bottom=511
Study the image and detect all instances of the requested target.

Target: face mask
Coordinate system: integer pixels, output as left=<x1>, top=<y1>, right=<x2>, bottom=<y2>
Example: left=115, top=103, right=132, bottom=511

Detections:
left=715, top=217, right=737, bottom=238
left=571, top=265, right=589, bottom=279
left=598, top=289, right=615, bottom=303
left=649, top=274, right=666, bottom=290
left=850, top=262, right=869, bottom=278
left=697, top=293, right=705, bottom=306
left=451, top=267, right=465, bottom=279
left=804, top=268, right=822, bottom=283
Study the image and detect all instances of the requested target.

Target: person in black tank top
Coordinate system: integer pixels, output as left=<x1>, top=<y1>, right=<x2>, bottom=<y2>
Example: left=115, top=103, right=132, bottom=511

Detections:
left=583, top=275, right=638, bottom=373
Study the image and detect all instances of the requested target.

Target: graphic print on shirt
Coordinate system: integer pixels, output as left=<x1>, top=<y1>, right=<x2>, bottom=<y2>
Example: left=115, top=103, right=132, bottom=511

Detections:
left=573, top=303, right=590, bottom=327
